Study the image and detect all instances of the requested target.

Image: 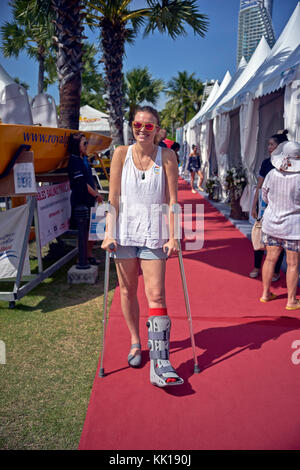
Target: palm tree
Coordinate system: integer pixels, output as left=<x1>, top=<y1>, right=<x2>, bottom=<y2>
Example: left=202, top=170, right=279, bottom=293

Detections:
left=160, top=99, right=183, bottom=139
left=51, top=0, right=85, bottom=129
left=86, top=0, right=209, bottom=145
left=0, top=0, right=56, bottom=94
left=81, top=43, right=107, bottom=112
left=124, top=67, right=165, bottom=124
left=166, top=70, right=204, bottom=124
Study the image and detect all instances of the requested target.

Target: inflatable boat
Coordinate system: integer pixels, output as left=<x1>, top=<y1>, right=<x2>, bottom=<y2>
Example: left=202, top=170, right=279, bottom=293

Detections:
left=0, top=122, right=112, bottom=175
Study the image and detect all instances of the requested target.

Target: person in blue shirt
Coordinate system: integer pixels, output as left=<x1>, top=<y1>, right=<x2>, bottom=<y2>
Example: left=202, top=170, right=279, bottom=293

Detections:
left=249, top=130, right=288, bottom=280
left=67, top=132, right=103, bottom=265
left=187, top=144, right=204, bottom=193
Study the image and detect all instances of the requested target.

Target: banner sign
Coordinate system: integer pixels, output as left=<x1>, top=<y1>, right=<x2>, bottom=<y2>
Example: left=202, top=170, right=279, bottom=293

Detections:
left=37, top=182, right=71, bottom=247
left=0, top=204, right=31, bottom=279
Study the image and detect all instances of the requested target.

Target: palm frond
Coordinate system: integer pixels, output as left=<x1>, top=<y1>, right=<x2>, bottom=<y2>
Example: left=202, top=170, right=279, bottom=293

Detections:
left=143, top=0, right=209, bottom=39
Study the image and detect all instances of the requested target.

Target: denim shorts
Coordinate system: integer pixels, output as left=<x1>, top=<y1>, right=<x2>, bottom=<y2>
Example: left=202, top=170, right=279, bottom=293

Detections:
left=111, top=244, right=168, bottom=260
left=262, top=232, right=300, bottom=253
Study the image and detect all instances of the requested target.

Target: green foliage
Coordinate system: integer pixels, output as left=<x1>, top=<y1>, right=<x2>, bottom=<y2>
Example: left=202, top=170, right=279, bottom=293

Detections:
left=124, top=67, right=165, bottom=122
left=160, top=71, right=204, bottom=135
left=0, top=0, right=56, bottom=93
left=80, top=43, right=107, bottom=112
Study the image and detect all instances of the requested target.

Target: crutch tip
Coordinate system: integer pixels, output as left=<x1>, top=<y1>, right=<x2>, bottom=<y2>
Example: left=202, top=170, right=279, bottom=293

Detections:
left=194, top=364, right=201, bottom=374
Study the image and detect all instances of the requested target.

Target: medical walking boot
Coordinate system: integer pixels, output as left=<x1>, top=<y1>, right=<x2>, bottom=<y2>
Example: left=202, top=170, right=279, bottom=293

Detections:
left=147, top=315, right=184, bottom=387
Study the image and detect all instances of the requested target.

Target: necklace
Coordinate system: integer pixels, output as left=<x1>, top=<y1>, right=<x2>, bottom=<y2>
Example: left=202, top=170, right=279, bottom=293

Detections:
left=134, top=146, right=156, bottom=180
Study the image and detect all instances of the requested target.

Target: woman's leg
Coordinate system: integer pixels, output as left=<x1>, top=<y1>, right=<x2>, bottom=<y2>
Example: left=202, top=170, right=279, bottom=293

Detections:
left=190, top=172, right=196, bottom=192
left=274, top=249, right=285, bottom=274
left=261, top=245, right=282, bottom=300
left=140, top=258, right=166, bottom=308
left=250, top=249, right=264, bottom=277
left=115, top=258, right=140, bottom=353
left=285, top=250, right=300, bottom=308
left=197, top=170, right=204, bottom=190
left=141, top=258, right=183, bottom=385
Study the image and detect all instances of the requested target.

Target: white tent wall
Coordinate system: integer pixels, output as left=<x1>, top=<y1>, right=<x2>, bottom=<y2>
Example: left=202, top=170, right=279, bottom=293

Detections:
left=239, top=96, right=260, bottom=184
left=284, top=64, right=300, bottom=141
left=213, top=113, right=231, bottom=200
left=199, top=120, right=212, bottom=183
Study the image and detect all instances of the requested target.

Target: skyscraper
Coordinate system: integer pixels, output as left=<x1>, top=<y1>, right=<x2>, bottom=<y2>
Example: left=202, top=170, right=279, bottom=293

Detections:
left=237, top=0, right=275, bottom=66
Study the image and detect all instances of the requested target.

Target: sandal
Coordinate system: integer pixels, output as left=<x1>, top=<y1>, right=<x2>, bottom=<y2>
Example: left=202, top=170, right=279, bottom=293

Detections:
left=260, top=292, right=277, bottom=303
left=286, top=300, right=300, bottom=310
left=128, top=343, right=142, bottom=368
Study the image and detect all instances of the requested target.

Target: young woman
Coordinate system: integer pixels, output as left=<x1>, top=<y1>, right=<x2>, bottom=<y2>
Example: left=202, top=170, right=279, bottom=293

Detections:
left=249, top=130, right=288, bottom=280
left=101, top=106, right=184, bottom=388
left=260, top=140, right=300, bottom=310
left=187, top=144, right=204, bottom=193
left=67, top=133, right=103, bottom=264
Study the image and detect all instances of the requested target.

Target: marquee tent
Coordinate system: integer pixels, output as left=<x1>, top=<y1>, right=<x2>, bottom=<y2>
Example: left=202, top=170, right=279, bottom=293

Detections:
left=79, top=105, right=110, bottom=135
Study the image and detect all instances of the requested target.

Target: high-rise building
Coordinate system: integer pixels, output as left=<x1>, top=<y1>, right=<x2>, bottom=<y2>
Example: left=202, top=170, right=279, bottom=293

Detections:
left=237, top=0, right=275, bottom=66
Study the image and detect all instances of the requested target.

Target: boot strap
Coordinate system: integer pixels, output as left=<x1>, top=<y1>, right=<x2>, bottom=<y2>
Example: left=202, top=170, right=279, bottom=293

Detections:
left=148, top=331, right=169, bottom=341
left=149, top=348, right=169, bottom=360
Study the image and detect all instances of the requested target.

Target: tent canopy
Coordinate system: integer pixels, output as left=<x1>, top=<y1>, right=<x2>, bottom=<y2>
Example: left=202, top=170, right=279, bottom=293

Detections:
left=184, top=80, right=220, bottom=131
left=219, top=2, right=300, bottom=111
left=79, top=105, right=110, bottom=133
left=215, top=35, right=271, bottom=115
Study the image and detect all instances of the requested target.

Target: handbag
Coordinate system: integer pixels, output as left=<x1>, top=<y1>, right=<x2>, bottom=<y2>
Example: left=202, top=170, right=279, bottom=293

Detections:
left=251, top=218, right=265, bottom=251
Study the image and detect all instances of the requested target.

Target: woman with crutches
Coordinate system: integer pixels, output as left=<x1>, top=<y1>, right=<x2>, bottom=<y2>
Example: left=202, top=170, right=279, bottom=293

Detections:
left=101, top=106, right=184, bottom=387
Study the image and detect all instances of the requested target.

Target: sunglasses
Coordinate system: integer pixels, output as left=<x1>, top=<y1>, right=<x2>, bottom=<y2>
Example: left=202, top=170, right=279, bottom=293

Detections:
left=132, top=121, right=158, bottom=132
left=82, top=141, right=88, bottom=146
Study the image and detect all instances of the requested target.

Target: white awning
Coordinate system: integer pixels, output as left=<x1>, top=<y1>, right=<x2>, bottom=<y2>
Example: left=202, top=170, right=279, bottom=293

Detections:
left=79, top=104, right=110, bottom=133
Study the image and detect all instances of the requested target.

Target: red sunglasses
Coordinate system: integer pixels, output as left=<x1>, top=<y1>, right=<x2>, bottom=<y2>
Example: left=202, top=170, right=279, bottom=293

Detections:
left=132, top=121, right=158, bottom=132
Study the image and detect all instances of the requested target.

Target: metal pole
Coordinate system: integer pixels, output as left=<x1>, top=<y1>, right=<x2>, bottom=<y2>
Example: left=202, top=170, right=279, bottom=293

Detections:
left=99, top=248, right=111, bottom=378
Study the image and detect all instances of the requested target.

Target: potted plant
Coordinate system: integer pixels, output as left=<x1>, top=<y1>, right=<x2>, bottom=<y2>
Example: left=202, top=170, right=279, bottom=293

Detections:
left=224, top=166, right=247, bottom=219
left=205, top=175, right=221, bottom=201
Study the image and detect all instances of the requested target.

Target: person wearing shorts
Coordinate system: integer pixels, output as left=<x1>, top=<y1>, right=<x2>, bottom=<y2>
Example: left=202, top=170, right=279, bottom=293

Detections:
left=260, top=141, right=300, bottom=310
left=101, top=106, right=184, bottom=387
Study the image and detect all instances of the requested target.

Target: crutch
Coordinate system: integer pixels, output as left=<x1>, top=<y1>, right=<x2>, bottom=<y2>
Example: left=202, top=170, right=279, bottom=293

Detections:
left=171, top=203, right=200, bottom=374
left=99, top=201, right=115, bottom=378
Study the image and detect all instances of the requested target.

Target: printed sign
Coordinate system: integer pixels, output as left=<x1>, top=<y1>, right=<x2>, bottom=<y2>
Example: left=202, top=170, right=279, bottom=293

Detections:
left=0, top=204, right=31, bottom=279
left=88, top=205, right=106, bottom=241
left=13, top=162, right=36, bottom=194
left=37, top=182, right=71, bottom=247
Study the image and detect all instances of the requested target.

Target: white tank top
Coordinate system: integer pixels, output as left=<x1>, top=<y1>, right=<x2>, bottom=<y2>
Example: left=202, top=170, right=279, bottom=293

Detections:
left=116, top=145, right=168, bottom=248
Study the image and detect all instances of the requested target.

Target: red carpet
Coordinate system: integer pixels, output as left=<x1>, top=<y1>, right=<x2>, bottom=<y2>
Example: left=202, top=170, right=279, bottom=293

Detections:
left=79, top=177, right=300, bottom=450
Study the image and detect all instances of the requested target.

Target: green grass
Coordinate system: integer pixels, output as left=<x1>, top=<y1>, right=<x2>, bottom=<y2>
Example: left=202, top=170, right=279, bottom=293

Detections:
left=0, top=177, right=118, bottom=449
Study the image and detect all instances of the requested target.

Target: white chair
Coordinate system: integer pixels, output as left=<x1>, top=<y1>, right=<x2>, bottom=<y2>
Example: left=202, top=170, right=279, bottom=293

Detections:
left=0, top=83, right=33, bottom=125
left=31, top=93, right=58, bottom=127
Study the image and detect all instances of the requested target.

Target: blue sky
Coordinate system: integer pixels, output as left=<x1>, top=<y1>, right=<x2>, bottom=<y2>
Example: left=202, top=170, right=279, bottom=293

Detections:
left=0, top=0, right=299, bottom=110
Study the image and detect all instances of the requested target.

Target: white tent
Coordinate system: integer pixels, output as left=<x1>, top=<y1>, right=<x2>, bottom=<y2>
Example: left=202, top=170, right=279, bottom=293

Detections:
left=215, top=35, right=271, bottom=115
left=79, top=104, right=110, bottom=135
left=232, top=2, right=300, bottom=106
left=199, top=57, right=247, bottom=123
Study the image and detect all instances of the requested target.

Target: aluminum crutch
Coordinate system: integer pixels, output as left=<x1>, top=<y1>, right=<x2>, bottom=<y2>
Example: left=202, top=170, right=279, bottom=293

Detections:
left=99, top=245, right=112, bottom=378
left=171, top=203, right=200, bottom=374
left=99, top=201, right=115, bottom=378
